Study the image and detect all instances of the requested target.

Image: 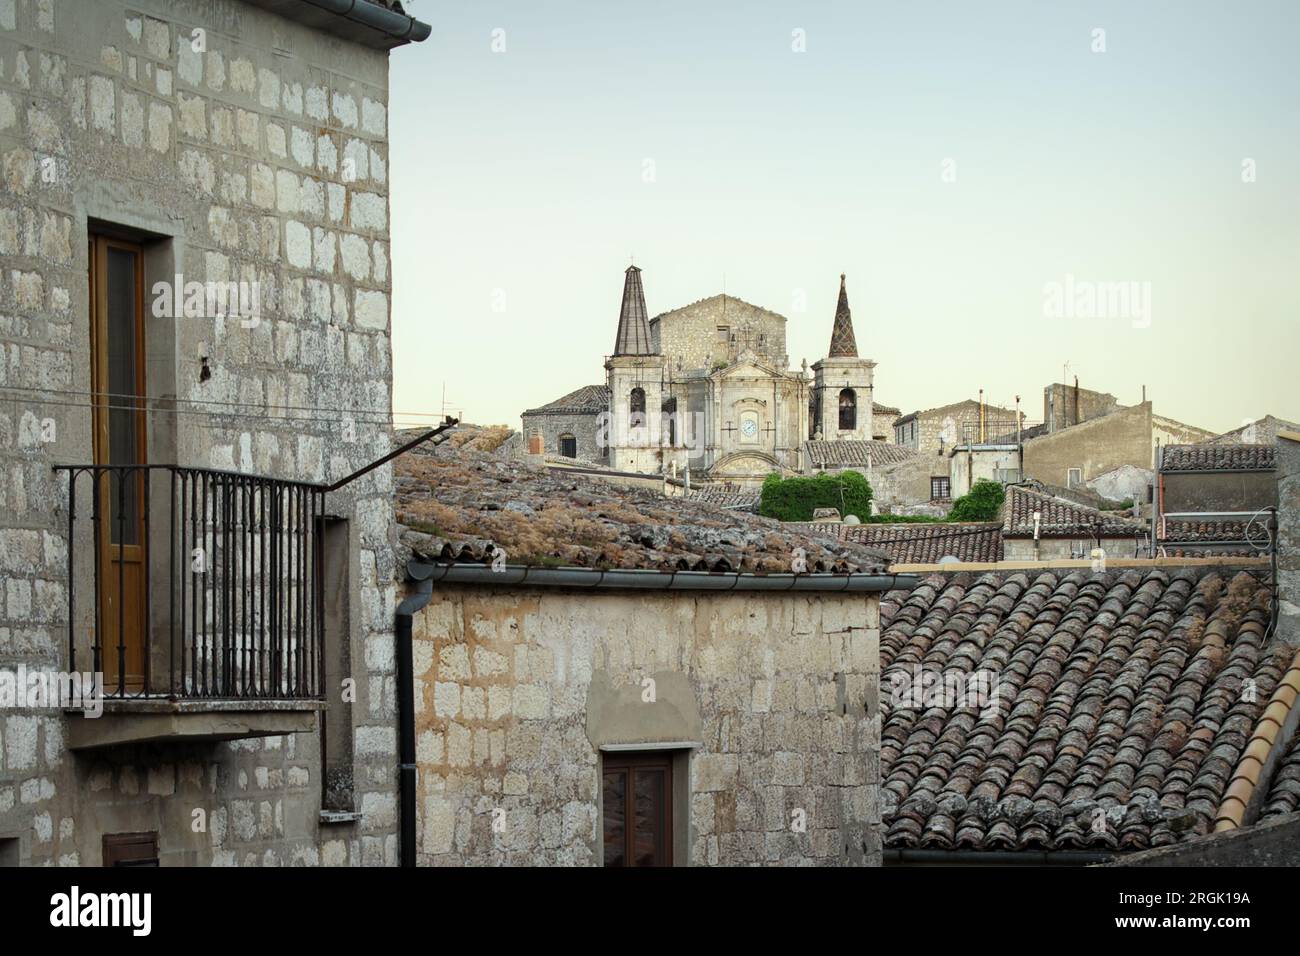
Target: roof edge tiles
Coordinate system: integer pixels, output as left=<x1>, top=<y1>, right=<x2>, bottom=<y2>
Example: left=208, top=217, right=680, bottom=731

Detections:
left=1214, top=650, right=1300, bottom=832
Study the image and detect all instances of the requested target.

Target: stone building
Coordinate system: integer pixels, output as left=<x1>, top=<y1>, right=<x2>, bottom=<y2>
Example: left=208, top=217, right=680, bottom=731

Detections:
left=892, top=398, right=1022, bottom=458
left=394, top=432, right=908, bottom=866
left=1157, top=443, right=1277, bottom=557
left=1043, top=380, right=1121, bottom=432
left=1209, top=414, right=1300, bottom=446
left=0, top=0, right=428, bottom=866
left=522, top=269, right=880, bottom=488
left=519, top=384, right=608, bottom=464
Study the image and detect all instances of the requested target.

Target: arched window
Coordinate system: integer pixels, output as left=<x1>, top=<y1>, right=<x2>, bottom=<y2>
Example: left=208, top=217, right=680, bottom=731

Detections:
left=838, top=388, right=856, bottom=431
left=558, top=433, right=577, bottom=458
left=629, top=387, right=646, bottom=428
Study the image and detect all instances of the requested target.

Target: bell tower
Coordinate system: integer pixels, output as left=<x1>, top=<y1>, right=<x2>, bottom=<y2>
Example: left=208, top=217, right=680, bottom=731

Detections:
left=604, top=265, right=665, bottom=472
left=811, top=274, right=874, bottom=442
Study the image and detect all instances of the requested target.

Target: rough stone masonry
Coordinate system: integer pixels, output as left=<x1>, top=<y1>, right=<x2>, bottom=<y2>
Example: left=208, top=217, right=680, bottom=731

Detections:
left=410, top=586, right=883, bottom=866
left=0, top=0, right=403, bottom=865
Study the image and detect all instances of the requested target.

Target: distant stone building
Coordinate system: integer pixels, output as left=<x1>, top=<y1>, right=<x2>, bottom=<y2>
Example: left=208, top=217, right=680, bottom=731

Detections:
left=893, top=399, right=1022, bottom=458
left=1210, top=415, right=1300, bottom=446
left=1043, top=380, right=1121, bottom=432
left=521, top=269, right=879, bottom=487
left=520, top=385, right=609, bottom=463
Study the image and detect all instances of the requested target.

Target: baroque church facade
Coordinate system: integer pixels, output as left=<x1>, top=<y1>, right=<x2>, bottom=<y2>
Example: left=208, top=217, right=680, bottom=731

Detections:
left=521, top=267, right=877, bottom=487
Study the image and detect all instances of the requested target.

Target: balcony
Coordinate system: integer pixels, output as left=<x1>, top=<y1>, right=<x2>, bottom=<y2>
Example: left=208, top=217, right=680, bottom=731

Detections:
left=53, top=463, right=327, bottom=749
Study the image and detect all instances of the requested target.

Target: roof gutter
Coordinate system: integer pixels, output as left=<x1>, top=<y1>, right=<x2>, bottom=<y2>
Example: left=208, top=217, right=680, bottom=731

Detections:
left=884, top=847, right=1114, bottom=866
left=408, top=561, right=917, bottom=593
left=295, top=0, right=431, bottom=44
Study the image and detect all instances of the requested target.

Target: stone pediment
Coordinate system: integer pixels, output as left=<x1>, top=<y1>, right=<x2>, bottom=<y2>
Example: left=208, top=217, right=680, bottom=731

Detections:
left=713, top=350, right=783, bottom=380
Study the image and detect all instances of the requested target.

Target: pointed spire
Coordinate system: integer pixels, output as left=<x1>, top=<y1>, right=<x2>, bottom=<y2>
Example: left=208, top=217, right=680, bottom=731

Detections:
left=613, top=265, right=654, bottom=356
left=827, top=272, right=858, bottom=357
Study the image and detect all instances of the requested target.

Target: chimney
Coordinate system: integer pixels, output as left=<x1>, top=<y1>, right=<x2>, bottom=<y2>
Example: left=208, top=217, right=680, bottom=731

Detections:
left=1278, top=429, right=1300, bottom=645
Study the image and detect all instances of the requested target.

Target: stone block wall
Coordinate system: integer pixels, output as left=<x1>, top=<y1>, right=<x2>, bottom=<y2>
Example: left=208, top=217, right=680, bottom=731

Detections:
left=1043, top=382, right=1120, bottom=432
left=1023, top=402, right=1153, bottom=486
left=409, top=586, right=882, bottom=866
left=520, top=409, right=603, bottom=463
left=0, top=0, right=402, bottom=866
left=651, top=296, right=787, bottom=372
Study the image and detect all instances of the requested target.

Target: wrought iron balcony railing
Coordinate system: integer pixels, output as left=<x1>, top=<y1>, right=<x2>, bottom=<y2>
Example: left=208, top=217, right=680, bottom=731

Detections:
left=54, top=464, right=326, bottom=701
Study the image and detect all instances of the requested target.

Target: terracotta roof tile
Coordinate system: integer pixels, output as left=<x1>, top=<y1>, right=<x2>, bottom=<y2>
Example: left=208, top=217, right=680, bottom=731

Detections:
left=879, top=566, right=1284, bottom=852
left=804, top=440, right=917, bottom=468
left=1261, top=732, right=1300, bottom=820
left=1161, top=443, right=1276, bottom=472
left=393, top=427, right=892, bottom=573
left=840, top=523, right=1004, bottom=564
left=1004, top=485, right=1145, bottom=537
left=522, top=384, right=609, bottom=416
left=683, top=487, right=761, bottom=512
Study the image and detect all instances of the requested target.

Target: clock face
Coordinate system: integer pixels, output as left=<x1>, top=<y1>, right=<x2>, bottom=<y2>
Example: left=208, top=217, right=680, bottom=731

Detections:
left=741, top=419, right=759, bottom=438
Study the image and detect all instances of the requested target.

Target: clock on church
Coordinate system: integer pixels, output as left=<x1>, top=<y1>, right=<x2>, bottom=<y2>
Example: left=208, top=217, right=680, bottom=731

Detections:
left=741, top=418, right=759, bottom=439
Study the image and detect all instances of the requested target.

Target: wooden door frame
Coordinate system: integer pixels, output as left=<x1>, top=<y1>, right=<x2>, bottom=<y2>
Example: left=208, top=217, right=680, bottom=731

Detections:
left=89, top=234, right=149, bottom=690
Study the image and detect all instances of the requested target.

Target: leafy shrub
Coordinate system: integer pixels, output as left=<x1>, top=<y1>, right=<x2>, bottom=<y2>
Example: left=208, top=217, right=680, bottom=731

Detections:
left=947, top=479, right=1006, bottom=522
left=760, top=470, right=873, bottom=522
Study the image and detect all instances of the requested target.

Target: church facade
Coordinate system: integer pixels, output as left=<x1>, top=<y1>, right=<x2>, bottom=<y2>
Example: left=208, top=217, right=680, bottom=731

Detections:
left=521, top=267, right=878, bottom=487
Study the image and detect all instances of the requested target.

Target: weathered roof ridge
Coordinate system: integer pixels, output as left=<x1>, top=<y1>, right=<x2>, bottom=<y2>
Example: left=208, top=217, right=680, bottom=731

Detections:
left=522, top=384, right=609, bottom=416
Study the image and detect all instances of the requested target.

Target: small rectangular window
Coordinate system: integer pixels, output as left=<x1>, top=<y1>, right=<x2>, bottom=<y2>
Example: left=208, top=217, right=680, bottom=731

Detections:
left=716, top=326, right=730, bottom=342
left=1067, top=467, right=1083, bottom=488
left=931, top=477, right=951, bottom=500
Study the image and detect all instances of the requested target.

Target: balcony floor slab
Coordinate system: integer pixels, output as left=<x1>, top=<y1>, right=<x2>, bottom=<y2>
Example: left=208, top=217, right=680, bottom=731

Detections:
left=65, top=698, right=325, bottom=749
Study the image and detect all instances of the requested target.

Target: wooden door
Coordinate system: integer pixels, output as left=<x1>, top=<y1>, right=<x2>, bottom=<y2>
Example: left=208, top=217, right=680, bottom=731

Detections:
left=602, top=752, right=673, bottom=866
left=89, top=235, right=148, bottom=691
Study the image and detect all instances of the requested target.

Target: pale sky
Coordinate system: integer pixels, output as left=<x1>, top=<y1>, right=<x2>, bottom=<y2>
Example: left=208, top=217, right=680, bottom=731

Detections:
left=388, top=0, right=1299, bottom=435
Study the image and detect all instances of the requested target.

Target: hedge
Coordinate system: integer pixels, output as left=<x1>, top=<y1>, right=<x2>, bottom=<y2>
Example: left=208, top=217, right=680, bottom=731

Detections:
left=760, top=470, right=873, bottom=522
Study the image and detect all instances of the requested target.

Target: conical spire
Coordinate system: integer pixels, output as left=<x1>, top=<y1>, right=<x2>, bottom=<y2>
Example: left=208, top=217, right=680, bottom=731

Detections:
left=827, top=273, right=858, bottom=358
left=612, top=265, right=654, bottom=356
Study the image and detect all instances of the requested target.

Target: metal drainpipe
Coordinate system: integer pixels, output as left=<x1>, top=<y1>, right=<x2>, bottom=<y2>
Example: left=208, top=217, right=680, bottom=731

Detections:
left=395, top=577, right=433, bottom=867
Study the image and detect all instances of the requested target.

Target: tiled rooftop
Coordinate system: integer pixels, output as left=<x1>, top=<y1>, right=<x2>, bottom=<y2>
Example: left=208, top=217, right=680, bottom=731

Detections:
left=1161, top=443, right=1276, bottom=473
left=522, top=384, right=610, bottom=416
left=1158, top=517, right=1271, bottom=559
left=1004, top=485, right=1145, bottom=537
left=393, top=427, right=892, bottom=573
left=682, top=487, right=762, bottom=512
left=879, top=566, right=1285, bottom=851
left=1261, top=733, right=1300, bottom=821
left=840, top=523, right=1004, bottom=565
left=804, top=440, right=917, bottom=469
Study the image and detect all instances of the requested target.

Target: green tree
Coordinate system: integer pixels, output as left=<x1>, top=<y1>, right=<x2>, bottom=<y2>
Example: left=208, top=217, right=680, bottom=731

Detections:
left=947, top=478, right=1006, bottom=522
left=759, top=470, right=873, bottom=522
